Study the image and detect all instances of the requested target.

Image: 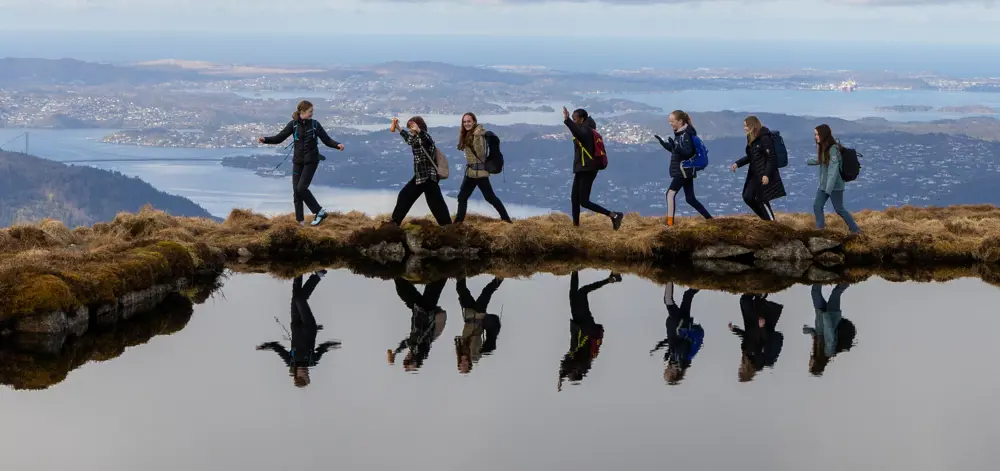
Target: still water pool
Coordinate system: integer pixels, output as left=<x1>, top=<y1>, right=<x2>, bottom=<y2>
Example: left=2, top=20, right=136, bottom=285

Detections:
left=2, top=269, right=998, bottom=470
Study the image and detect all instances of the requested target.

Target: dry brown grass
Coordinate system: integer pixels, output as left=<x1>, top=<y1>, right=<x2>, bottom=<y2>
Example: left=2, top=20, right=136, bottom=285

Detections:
left=4, top=205, right=1000, bottom=319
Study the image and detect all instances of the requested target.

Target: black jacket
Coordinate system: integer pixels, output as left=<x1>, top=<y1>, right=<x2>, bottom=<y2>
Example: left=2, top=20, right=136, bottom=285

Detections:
left=736, top=127, right=787, bottom=202
left=262, top=119, right=341, bottom=165
left=658, top=125, right=697, bottom=179
left=564, top=117, right=602, bottom=173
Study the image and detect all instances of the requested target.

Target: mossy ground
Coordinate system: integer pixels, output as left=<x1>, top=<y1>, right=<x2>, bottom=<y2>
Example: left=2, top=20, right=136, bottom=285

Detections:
left=4, top=204, right=1000, bottom=319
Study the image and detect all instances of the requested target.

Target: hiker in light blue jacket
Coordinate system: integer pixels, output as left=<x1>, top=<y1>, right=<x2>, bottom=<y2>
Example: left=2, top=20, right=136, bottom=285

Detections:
left=808, top=124, right=861, bottom=234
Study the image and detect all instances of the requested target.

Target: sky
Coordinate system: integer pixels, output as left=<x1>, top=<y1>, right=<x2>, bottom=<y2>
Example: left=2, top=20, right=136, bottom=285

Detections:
left=0, top=0, right=998, bottom=44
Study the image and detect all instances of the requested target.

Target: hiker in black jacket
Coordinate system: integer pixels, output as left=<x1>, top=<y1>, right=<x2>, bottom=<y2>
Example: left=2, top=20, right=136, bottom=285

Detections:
left=388, top=116, right=452, bottom=227
left=654, top=110, right=713, bottom=226
left=731, top=115, right=786, bottom=221
left=387, top=277, right=448, bottom=372
left=729, top=293, right=784, bottom=382
left=256, top=271, right=341, bottom=388
left=650, top=282, right=704, bottom=385
left=562, top=106, right=624, bottom=230
left=258, top=100, right=343, bottom=226
left=454, top=276, right=504, bottom=374
left=558, top=270, right=622, bottom=391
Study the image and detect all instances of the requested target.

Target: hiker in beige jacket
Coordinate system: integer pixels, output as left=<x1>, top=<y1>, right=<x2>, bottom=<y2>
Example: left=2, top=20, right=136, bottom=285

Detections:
left=455, top=112, right=511, bottom=223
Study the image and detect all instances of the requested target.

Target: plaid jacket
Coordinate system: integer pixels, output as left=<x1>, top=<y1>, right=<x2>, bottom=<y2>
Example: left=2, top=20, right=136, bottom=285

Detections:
left=399, top=129, right=439, bottom=185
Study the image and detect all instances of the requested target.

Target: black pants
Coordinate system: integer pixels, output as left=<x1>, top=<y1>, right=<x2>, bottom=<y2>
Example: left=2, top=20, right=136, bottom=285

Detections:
left=391, top=177, right=452, bottom=226
left=455, top=176, right=511, bottom=222
left=457, top=277, right=503, bottom=312
left=290, top=274, right=321, bottom=363
left=571, top=171, right=611, bottom=225
left=667, top=176, right=712, bottom=219
left=742, top=178, right=775, bottom=221
left=292, top=162, right=323, bottom=222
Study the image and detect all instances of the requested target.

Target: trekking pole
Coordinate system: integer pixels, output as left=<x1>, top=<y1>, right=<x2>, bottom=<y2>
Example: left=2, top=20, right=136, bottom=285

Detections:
left=273, top=144, right=293, bottom=170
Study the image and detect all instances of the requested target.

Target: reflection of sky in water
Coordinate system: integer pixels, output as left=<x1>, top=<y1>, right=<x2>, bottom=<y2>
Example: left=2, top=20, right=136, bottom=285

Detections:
left=1, top=271, right=998, bottom=470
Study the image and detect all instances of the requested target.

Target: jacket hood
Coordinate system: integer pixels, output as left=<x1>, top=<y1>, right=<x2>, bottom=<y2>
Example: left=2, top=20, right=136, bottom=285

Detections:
left=675, top=124, right=697, bottom=137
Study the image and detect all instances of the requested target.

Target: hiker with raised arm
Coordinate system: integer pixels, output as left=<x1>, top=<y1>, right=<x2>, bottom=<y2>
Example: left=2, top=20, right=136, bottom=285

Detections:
left=455, top=112, right=512, bottom=223
left=387, top=277, right=448, bottom=372
left=388, top=116, right=452, bottom=227
left=808, top=125, right=862, bottom=234
left=654, top=110, right=713, bottom=226
left=558, top=270, right=622, bottom=391
left=731, top=115, right=786, bottom=221
left=804, top=283, right=857, bottom=376
left=258, top=100, right=343, bottom=226
left=454, top=276, right=504, bottom=374
left=650, top=282, right=704, bottom=385
left=562, top=106, right=624, bottom=230
left=256, top=271, right=341, bottom=388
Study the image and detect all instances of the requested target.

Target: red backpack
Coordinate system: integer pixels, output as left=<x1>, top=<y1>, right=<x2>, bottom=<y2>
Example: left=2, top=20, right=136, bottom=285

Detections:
left=575, top=129, right=609, bottom=170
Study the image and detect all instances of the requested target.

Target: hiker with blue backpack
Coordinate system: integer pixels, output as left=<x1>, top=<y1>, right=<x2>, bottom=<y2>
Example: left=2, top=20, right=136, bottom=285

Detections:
left=258, top=100, right=343, bottom=226
left=455, top=112, right=512, bottom=223
left=654, top=110, right=713, bottom=226
left=650, top=282, right=704, bottom=385
left=730, top=115, right=787, bottom=221
left=563, top=106, right=625, bottom=231
left=808, top=124, right=862, bottom=234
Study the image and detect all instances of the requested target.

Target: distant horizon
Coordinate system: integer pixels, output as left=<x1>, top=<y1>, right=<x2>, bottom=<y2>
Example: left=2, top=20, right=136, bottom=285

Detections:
left=2, top=31, right=999, bottom=76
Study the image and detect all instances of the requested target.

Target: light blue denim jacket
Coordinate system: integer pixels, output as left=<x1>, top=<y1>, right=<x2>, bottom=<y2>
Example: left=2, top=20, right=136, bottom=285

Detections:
left=807, top=146, right=846, bottom=194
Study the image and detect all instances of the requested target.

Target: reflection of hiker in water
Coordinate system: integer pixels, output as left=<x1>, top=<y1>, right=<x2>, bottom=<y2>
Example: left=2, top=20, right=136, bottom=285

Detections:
left=558, top=270, right=622, bottom=391
left=256, top=271, right=341, bottom=388
left=804, top=283, right=857, bottom=376
left=650, top=282, right=704, bottom=385
left=387, top=277, right=448, bottom=372
left=729, top=293, right=784, bottom=382
left=454, top=277, right=504, bottom=374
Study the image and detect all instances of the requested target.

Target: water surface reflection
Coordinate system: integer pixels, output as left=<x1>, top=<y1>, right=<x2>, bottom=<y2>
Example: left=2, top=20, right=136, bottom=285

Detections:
left=2, top=269, right=999, bottom=471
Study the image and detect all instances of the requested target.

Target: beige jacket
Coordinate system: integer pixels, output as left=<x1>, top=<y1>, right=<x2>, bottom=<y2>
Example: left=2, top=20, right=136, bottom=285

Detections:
left=460, top=125, right=490, bottom=179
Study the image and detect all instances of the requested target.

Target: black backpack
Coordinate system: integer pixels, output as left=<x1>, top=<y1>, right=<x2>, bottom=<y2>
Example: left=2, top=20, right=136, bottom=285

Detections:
left=839, top=145, right=861, bottom=182
left=770, top=130, right=789, bottom=168
left=483, top=131, right=504, bottom=174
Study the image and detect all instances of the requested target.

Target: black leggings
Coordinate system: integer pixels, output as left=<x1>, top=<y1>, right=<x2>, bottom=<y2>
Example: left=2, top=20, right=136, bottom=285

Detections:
left=292, top=162, right=323, bottom=222
left=391, top=177, right=452, bottom=226
left=571, top=171, right=611, bottom=225
left=742, top=179, right=775, bottom=221
left=456, top=176, right=510, bottom=222
left=666, top=176, right=712, bottom=220
left=457, top=277, right=503, bottom=312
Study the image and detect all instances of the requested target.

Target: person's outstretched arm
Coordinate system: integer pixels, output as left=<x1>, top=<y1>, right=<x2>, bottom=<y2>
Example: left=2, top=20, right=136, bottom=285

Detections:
left=261, top=121, right=294, bottom=145
left=313, top=340, right=342, bottom=362
left=315, top=123, right=343, bottom=150
left=654, top=135, right=674, bottom=152
left=256, top=341, right=292, bottom=367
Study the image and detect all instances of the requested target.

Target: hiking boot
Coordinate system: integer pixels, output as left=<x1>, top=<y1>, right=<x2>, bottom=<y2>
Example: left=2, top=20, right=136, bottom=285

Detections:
left=609, top=272, right=623, bottom=283
left=311, top=209, right=328, bottom=226
left=611, top=212, right=624, bottom=231
left=314, top=269, right=328, bottom=278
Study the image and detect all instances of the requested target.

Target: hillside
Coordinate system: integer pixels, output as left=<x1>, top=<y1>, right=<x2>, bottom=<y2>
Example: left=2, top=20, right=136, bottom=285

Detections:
left=0, top=151, right=214, bottom=227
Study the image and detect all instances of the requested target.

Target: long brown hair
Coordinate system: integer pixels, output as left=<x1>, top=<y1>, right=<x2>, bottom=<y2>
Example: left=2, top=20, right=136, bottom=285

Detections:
left=744, top=115, right=763, bottom=143
left=815, top=124, right=838, bottom=165
left=670, top=110, right=692, bottom=127
left=406, top=116, right=428, bottom=133
left=292, top=100, right=313, bottom=120
left=457, top=112, right=478, bottom=151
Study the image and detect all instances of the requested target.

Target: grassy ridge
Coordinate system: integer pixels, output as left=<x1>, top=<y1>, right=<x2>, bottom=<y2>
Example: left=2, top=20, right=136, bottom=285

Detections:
left=3, top=204, right=1000, bottom=319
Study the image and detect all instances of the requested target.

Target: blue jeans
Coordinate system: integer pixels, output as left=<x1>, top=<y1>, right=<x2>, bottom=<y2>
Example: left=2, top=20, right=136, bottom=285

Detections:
left=813, top=189, right=860, bottom=233
left=811, top=283, right=848, bottom=312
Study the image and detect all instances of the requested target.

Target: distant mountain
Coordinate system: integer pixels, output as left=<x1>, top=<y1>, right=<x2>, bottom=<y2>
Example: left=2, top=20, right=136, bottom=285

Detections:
left=0, top=58, right=206, bottom=86
left=0, top=151, right=215, bottom=227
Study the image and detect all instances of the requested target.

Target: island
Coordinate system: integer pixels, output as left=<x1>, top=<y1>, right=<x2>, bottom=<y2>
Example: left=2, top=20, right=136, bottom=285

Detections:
left=939, top=105, right=997, bottom=114
left=875, top=105, right=934, bottom=113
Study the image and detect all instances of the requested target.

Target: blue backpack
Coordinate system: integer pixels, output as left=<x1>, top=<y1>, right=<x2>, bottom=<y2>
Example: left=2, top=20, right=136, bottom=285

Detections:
left=293, top=119, right=317, bottom=142
left=682, top=135, right=709, bottom=171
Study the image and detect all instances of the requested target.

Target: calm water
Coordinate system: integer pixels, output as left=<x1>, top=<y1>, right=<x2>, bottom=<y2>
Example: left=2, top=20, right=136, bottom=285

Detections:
left=0, top=129, right=551, bottom=219
left=2, top=269, right=999, bottom=470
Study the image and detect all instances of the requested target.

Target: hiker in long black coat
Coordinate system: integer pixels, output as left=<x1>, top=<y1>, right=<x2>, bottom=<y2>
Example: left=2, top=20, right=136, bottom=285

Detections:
left=729, top=293, right=784, bottom=382
left=732, top=122, right=787, bottom=220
